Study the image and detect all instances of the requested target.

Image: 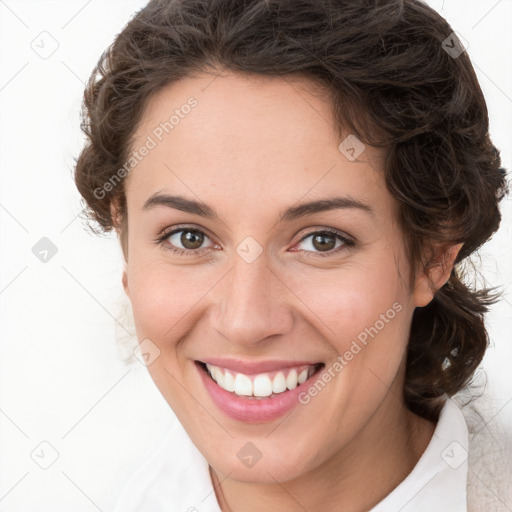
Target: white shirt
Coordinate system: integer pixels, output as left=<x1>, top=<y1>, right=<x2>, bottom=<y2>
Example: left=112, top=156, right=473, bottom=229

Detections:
left=113, top=398, right=468, bottom=511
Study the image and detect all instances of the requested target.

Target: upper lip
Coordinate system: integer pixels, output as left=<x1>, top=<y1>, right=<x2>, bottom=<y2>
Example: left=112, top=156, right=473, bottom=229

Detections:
left=198, top=358, right=322, bottom=375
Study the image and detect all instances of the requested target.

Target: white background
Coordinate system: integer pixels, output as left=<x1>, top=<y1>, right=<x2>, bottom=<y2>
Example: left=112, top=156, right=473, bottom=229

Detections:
left=0, top=1, right=511, bottom=510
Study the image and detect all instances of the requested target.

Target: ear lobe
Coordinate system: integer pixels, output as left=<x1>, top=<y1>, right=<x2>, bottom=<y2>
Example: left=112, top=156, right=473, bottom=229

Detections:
left=413, top=243, right=463, bottom=307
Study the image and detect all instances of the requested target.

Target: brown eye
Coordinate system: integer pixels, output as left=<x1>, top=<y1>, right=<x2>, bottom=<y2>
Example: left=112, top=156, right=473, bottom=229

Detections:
left=311, top=233, right=337, bottom=252
left=157, top=227, right=215, bottom=255
left=176, top=230, right=205, bottom=250
left=294, top=229, right=355, bottom=257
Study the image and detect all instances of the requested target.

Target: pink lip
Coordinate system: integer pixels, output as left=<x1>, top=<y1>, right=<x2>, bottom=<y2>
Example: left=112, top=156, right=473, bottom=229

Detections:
left=199, top=357, right=320, bottom=375
left=195, top=361, right=323, bottom=423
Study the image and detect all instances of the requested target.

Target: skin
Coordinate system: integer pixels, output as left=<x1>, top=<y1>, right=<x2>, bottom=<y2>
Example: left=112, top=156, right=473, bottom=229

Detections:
left=117, top=70, right=461, bottom=511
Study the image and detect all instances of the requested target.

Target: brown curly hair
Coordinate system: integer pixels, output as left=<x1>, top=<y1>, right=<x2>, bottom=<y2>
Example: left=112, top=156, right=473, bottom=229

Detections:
left=74, top=0, right=508, bottom=422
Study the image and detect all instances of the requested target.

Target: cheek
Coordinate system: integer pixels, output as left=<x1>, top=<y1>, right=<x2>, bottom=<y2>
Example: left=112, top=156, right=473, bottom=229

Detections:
left=290, top=259, right=410, bottom=348
left=125, top=260, right=205, bottom=408
left=126, top=258, right=202, bottom=344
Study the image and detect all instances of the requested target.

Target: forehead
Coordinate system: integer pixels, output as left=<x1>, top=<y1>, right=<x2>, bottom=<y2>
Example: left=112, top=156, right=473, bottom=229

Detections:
left=131, top=71, right=341, bottom=160
left=126, top=71, right=391, bottom=218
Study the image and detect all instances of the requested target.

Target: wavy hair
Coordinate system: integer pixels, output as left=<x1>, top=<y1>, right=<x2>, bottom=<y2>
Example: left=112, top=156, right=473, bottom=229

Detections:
left=74, top=0, right=508, bottom=422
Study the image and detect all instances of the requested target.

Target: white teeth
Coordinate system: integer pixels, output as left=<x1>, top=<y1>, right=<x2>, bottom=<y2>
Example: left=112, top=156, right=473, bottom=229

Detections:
left=234, top=373, right=253, bottom=396
left=286, top=369, right=298, bottom=390
left=216, top=368, right=225, bottom=388
left=223, top=371, right=235, bottom=392
left=204, top=363, right=319, bottom=397
left=253, top=375, right=273, bottom=397
left=298, top=369, right=309, bottom=384
left=272, top=372, right=287, bottom=393
left=206, top=364, right=217, bottom=382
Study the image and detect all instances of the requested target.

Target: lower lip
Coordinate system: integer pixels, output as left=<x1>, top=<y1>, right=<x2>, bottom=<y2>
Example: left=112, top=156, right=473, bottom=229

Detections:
left=196, top=361, right=322, bottom=423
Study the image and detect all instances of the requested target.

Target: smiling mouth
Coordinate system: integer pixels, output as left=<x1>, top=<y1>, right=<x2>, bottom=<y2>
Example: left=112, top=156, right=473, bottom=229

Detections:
left=196, top=361, right=324, bottom=399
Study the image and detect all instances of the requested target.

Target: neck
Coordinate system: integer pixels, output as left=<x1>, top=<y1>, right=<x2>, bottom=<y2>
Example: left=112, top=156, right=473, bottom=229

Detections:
left=210, top=389, right=436, bottom=512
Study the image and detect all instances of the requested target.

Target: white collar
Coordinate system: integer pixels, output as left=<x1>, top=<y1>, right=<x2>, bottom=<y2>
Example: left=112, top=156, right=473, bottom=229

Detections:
left=113, top=398, right=468, bottom=512
left=370, top=397, right=468, bottom=511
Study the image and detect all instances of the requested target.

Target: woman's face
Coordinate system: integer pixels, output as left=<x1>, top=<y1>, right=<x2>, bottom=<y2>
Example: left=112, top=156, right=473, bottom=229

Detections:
left=122, top=71, right=433, bottom=483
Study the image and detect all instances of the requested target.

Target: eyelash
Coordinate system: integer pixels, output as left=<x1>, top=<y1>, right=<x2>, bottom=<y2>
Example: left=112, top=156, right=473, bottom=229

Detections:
left=154, top=225, right=355, bottom=258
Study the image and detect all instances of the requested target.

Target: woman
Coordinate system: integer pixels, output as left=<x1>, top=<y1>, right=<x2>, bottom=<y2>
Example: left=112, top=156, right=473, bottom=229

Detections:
left=74, top=0, right=510, bottom=510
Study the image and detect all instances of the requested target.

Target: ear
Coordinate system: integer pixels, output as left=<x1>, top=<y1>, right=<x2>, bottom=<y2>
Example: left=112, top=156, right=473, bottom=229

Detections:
left=110, top=199, right=123, bottom=235
left=122, top=270, right=129, bottom=297
left=110, top=199, right=130, bottom=295
left=412, top=243, right=463, bottom=307
left=110, top=199, right=129, bottom=263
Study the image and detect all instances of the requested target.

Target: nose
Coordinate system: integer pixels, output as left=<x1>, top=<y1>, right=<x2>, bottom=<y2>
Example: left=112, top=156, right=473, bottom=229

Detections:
left=208, top=250, right=295, bottom=349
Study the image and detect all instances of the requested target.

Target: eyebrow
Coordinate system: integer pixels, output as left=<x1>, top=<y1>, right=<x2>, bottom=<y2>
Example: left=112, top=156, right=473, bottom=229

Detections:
left=142, top=193, right=374, bottom=222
